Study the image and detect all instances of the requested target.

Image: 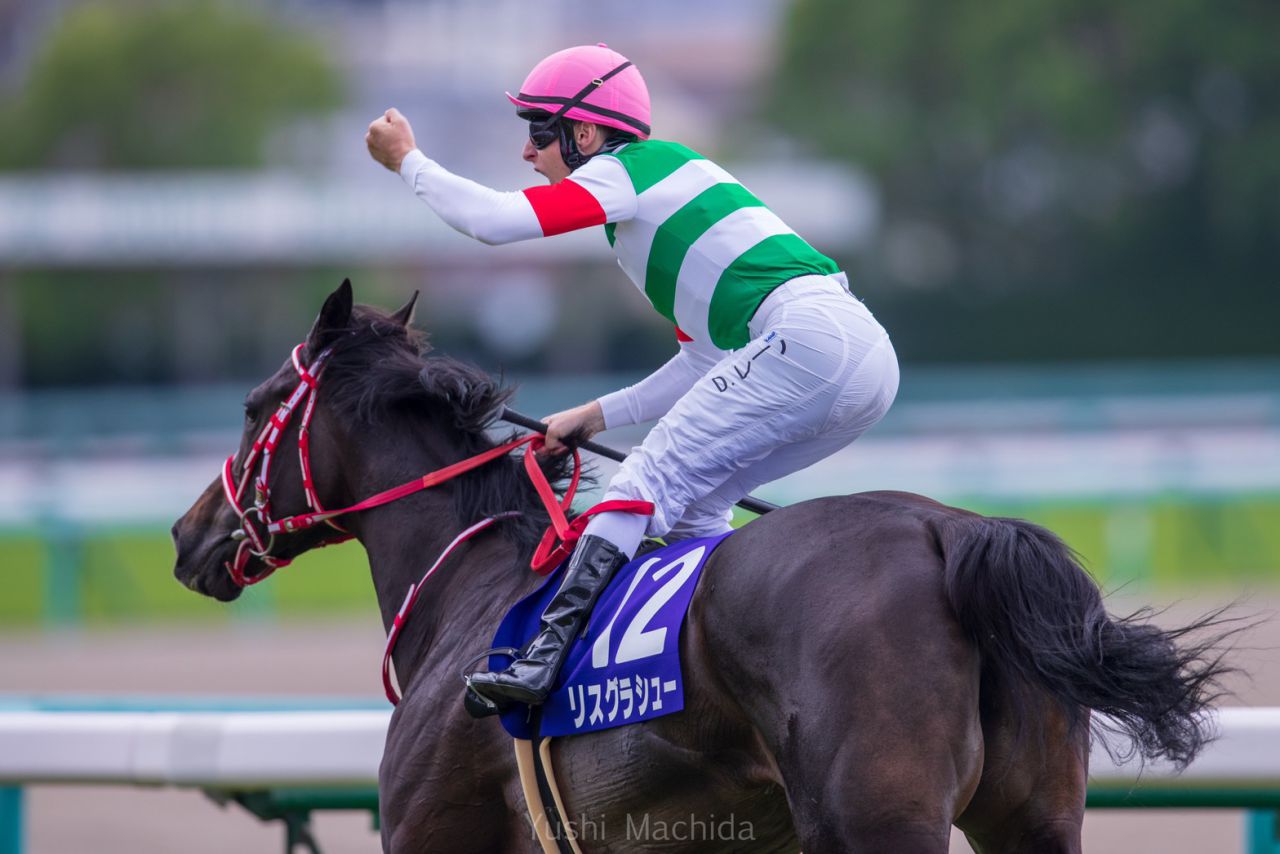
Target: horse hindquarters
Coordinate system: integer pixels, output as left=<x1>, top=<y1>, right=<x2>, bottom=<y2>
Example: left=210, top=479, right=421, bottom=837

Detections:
left=954, top=676, right=1088, bottom=854
left=940, top=514, right=1228, bottom=768
left=693, top=508, right=985, bottom=853
left=942, top=513, right=1233, bottom=852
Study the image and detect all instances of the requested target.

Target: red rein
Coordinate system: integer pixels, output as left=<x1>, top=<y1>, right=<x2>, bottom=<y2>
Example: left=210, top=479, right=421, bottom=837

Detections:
left=217, top=341, right=652, bottom=703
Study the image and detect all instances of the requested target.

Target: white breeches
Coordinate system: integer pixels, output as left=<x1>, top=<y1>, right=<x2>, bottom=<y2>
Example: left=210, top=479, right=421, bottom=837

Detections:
left=602, top=273, right=900, bottom=540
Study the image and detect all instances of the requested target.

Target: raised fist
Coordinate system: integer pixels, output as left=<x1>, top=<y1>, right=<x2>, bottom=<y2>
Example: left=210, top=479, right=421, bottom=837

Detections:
left=365, top=108, right=417, bottom=172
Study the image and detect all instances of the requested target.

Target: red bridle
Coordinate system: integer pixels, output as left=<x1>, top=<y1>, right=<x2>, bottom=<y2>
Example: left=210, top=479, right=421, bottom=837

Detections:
left=221, top=344, right=340, bottom=586
left=218, top=341, right=652, bottom=582
left=218, top=340, right=654, bottom=703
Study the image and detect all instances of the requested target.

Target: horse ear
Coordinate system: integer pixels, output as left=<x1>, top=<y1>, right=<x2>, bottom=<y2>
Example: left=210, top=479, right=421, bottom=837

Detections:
left=390, top=291, right=418, bottom=328
left=307, top=279, right=354, bottom=350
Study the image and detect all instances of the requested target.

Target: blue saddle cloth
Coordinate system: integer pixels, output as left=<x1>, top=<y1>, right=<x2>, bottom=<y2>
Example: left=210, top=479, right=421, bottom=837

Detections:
left=491, top=532, right=733, bottom=740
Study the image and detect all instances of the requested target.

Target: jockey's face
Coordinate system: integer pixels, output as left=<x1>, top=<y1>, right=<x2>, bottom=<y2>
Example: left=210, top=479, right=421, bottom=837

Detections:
left=523, top=120, right=605, bottom=184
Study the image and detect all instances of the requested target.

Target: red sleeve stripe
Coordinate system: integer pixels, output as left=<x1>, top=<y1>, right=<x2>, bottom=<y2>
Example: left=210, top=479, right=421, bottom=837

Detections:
left=675, top=326, right=693, bottom=342
left=522, top=179, right=608, bottom=237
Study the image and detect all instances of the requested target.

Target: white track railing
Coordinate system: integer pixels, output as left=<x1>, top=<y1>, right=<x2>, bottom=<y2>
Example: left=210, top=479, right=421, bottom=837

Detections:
left=0, top=709, right=389, bottom=788
left=1094, top=706, right=1280, bottom=785
left=2, top=706, right=1279, bottom=789
left=1, top=706, right=1279, bottom=853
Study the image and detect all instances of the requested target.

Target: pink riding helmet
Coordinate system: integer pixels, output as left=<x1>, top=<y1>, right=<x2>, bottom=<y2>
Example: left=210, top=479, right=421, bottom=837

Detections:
left=507, top=44, right=651, bottom=139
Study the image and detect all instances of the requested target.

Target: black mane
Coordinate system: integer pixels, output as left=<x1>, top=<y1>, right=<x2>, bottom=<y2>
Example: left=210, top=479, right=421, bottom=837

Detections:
left=315, top=304, right=580, bottom=562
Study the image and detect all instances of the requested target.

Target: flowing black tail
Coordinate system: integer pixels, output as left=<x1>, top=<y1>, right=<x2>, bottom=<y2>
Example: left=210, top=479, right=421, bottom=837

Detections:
left=942, top=514, right=1240, bottom=768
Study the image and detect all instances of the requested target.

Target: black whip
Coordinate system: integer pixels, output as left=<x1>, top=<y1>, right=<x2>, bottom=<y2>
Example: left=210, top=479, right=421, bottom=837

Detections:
left=500, top=407, right=779, bottom=515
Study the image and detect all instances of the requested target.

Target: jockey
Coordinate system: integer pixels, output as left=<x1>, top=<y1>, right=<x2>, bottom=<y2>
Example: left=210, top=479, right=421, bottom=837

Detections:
left=366, top=44, right=899, bottom=707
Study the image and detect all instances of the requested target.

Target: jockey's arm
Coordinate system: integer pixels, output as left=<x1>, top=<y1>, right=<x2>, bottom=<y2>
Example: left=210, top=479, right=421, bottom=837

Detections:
left=597, top=336, right=720, bottom=429
left=399, top=150, right=637, bottom=245
left=542, top=336, right=714, bottom=454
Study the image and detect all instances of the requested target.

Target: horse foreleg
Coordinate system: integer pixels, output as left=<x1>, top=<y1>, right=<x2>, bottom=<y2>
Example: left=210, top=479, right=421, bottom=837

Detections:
left=379, top=707, right=533, bottom=853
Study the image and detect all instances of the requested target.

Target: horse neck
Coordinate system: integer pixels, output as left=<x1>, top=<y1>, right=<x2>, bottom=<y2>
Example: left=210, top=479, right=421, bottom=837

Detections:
left=331, top=414, right=540, bottom=688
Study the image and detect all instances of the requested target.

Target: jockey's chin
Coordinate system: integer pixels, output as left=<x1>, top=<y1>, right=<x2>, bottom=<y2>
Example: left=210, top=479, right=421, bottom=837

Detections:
left=537, top=166, right=567, bottom=185
left=523, top=139, right=572, bottom=184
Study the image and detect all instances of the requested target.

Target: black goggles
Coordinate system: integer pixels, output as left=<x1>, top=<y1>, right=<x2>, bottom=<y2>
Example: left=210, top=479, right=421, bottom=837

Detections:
left=526, top=113, right=562, bottom=150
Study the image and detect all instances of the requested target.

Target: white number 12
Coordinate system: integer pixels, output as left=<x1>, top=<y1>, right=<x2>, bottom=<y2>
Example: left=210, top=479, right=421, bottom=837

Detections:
left=591, top=546, right=707, bottom=668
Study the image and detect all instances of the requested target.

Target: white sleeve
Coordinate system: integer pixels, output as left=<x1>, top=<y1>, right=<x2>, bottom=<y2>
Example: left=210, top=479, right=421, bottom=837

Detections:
left=398, top=149, right=542, bottom=245
left=596, top=344, right=711, bottom=429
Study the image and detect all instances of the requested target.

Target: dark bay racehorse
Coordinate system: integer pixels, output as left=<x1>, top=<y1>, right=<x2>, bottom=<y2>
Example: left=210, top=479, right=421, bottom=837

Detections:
left=173, top=282, right=1234, bottom=853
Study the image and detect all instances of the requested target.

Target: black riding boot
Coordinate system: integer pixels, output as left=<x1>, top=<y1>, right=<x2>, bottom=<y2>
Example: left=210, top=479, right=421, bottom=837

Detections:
left=469, top=535, right=629, bottom=706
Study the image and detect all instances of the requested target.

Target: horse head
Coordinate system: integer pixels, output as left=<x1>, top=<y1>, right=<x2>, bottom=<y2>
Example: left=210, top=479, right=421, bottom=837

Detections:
left=171, top=279, right=420, bottom=601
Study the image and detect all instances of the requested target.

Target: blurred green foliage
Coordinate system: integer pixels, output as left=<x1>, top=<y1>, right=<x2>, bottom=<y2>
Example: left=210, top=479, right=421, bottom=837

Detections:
left=13, top=269, right=366, bottom=385
left=0, top=2, right=348, bottom=383
left=9, top=267, right=669, bottom=386
left=772, top=0, right=1280, bottom=361
left=0, top=0, right=342, bottom=169
left=16, top=270, right=173, bottom=384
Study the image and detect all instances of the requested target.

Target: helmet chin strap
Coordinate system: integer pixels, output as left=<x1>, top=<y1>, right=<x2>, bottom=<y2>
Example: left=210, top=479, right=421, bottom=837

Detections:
left=560, top=124, right=632, bottom=172
left=559, top=122, right=589, bottom=171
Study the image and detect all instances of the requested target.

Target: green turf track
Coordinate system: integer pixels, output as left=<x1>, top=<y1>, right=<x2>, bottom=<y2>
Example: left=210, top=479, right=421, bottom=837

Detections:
left=2, top=495, right=1278, bottom=627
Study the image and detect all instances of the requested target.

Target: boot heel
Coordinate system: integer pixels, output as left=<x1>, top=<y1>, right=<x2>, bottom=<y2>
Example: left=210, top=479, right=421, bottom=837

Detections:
left=466, top=536, right=629, bottom=707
